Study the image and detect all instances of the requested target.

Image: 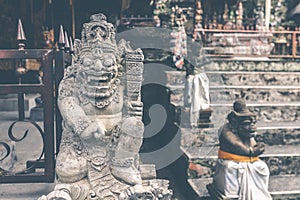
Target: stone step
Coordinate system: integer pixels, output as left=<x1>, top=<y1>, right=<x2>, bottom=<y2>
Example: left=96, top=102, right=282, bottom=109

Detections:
left=209, top=86, right=300, bottom=103
left=210, top=85, right=300, bottom=89
left=181, top=145, right=300, bottom=178
left=206, top=71, right=300, bottom=86
left=0, top=182, right=55, bottom=200
left=251, top=127, right=300, bottom=146
left=207, top=60, right=300, bottom=72
left=180, top=127, right=300, bottom=148
left=181, top=144, right=300, bottom=160
left=188, top=175, right=300, bottom=200
left=209, top=105, right=300, bottom=126
left=211, top=102, right=300, bottom=106
left=165, top=70, right=300, bottom=87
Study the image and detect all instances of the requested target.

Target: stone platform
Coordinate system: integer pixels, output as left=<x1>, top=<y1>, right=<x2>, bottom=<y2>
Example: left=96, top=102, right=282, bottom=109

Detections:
left=188, top=175, right=300, bottom=200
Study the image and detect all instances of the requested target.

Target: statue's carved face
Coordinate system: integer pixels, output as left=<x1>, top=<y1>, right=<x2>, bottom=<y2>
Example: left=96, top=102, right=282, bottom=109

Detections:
left=77, top=51, right=120, bottom=101
left=237, top=116, right=257, bottom=138
left=74, top=15, right=121, bottom=107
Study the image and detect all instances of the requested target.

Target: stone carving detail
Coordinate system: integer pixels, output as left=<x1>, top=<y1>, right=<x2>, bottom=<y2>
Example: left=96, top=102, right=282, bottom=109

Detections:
left=39, top=13, right=172, bottom=200
left=211, top=105, right=300, bottom=124
left=213, top=73, right=300, bottom=86
left=0, top=141, right=16, bottom=173
left=207, top=61, right=300, bottom=72
left=182, top=128, right=300, bottom=147
left=256, top=129, right=300, bottom=145
left=255, top=106, right=300, bottom=122
left=261, top=157, right=300, bottom=176
left=210, top=88, right=300, bottom=103
left=180, top=128, right=218, bottom=147
left=212, top=33, right=274, bottom=56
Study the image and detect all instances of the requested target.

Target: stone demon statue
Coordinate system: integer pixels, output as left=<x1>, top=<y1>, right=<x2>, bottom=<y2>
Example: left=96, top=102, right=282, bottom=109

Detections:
left=207, top=99, right=271, bottom=200
left=39, top=13, right=172, bottom=200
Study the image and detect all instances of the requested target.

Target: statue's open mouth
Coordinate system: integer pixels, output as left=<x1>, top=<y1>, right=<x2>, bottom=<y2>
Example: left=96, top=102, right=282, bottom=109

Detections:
left=87, top=74, right=111, bottom=85
left=79, top=69, right=116, bottom=83
left=77, top=70, right=118, bottom=99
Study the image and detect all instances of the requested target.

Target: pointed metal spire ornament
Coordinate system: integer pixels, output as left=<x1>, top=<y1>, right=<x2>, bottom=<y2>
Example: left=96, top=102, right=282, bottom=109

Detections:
left=17, top=19, right=26, bottom=50
left=64, top=31, right=70, bottom=52
left=58, top=25, right=65, bottom=50
left=69, top=36, right=74, bottom=54
left=17, top=19, right=26, bottom=40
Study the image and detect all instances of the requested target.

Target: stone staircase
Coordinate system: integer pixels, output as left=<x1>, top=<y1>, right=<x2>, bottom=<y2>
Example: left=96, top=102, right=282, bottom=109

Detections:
left=178, top=60, right=300, bottom=199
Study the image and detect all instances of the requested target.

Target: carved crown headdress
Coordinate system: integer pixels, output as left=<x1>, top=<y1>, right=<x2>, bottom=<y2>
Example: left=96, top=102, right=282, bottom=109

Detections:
left=81, top=13, right=115, bottom=44
left=73, top=13, right=118, bottom=59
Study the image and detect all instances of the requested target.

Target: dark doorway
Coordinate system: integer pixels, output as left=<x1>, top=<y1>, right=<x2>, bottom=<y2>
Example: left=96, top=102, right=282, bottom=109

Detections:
left=140, top=63, right=180, bottom=160
left=140, top=62, right=190, bottom=199
left=141, top=83, right=177, bottom=153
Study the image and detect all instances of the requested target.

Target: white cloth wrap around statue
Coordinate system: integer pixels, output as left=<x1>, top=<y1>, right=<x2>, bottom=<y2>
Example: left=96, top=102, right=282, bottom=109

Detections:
left=212, top=158, right=272, bottom=200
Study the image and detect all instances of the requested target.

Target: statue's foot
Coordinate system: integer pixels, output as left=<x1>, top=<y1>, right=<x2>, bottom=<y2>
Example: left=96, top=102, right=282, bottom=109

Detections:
left=38, top=190, right=72, bottom=200
left=110, top=158, right=142, bottom=185
left=121, top=184, right=154, bottom=200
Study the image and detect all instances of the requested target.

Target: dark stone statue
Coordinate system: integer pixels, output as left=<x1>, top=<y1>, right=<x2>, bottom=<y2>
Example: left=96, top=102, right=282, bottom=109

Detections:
left=207, top=99, right=272, bottom=200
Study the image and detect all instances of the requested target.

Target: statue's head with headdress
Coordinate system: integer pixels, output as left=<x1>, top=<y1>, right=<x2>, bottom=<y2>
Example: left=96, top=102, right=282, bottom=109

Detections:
left=228, top=99, right=257, bottom=138
left=73, top=13, right=121, bottom=108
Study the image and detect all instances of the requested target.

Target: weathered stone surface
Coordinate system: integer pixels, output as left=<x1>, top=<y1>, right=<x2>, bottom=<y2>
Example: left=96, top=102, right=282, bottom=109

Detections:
left=210, top=105, right=300, bottom=124
left=0, top=141, right=17, bottom=173
left=165, top=71, right=185, bottom=106
left=207, top=60, right=300, bottom=72
left=207, top=72, right=300, bottom=86
left=180, top=128, right=218, bottom=147
left=261, top=156, right=300, bottom=176
left=181, top=128, right=300, bottom=147
left=210, top=87, right=300, bottom=103
left=256, top=129, right=300, bottom=145
left=211, top=33, right=274, bottom=56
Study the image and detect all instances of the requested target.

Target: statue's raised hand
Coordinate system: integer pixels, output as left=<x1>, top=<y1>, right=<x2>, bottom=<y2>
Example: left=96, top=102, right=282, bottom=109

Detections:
left=126, top=100, right=143, bottom=118
left=252, top=142, right=265, bottom=156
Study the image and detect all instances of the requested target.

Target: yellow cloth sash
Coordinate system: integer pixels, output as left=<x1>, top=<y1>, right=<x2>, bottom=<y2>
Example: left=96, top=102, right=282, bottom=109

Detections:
left=218, top=149, right=259, bottom=163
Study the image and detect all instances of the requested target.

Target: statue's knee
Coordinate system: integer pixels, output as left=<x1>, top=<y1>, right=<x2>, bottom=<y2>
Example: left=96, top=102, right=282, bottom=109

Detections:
left=56, top=148, right=88, bottom=183
left=121, top=117, right=144, bottom=138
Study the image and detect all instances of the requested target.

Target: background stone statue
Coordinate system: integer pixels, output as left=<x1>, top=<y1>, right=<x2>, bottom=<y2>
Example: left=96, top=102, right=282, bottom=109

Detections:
left=39, top=13, right=172, bottom=200
left=207, top=99, right=272, bottom=200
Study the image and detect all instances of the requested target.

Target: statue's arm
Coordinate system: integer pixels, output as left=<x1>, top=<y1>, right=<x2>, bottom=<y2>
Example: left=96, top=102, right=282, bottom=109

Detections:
left=57, top=78, right=106, bottom=138
left=124, top=97, right=143, bottom=119
left=58, top=78, right=91, bottom=133
left=121, top=45, right=144, bottom=120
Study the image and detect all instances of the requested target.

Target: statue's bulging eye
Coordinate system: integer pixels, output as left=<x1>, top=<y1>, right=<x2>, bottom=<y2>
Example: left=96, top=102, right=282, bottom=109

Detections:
left=83, top=58, right=93, bottom=66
